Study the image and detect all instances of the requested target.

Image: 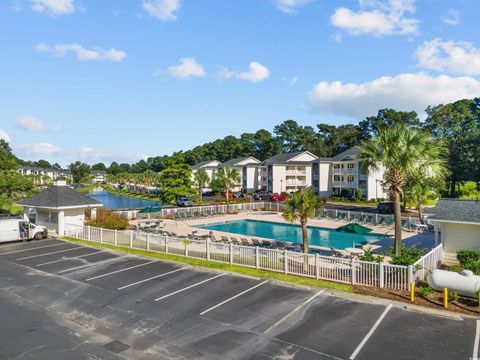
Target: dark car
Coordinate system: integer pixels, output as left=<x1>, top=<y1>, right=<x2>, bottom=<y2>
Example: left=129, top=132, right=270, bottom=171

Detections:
left=254, top=191, right=272, bottom=200
left=377, top=201, right=394, bottom=214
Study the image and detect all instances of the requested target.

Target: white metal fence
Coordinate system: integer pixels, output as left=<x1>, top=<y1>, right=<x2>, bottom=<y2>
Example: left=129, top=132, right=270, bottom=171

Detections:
left=63, top=224, right=441, bottom=291
left=412, top=244, right=444, bottom=283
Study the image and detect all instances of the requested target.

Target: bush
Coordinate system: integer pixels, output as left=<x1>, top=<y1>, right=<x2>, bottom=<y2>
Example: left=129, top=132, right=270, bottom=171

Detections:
left=457, top=249, right=480, bottom=275
left=389, top=244, right=425, bottom=266
left=85, top=208, right=129, bottom=230
left=448, top=291, right=460, bottom=302
left=419, top=286, right=434, bottom=298
left=359, top=248, right=384, bottom=263
left=354, top=189, right=363, bottom=201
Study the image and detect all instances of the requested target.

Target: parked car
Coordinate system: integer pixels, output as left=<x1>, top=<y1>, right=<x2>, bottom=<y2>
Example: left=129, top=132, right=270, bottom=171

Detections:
left=0, top=218, right=47, bottom=242
left=176, top=197, right=193, bottom=207
left=233, top=192, right=246, bottom=198
left=377, top=201, right=394, bottom=214
left=253, top=191, right=272, bottom=200
left=222, top=192, right=234, bottom=198
left=271, top=193, right=287, bottom=202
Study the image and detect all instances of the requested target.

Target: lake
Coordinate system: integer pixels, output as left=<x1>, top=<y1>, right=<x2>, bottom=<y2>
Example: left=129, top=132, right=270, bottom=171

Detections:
left=87, top=191, right=165, bottom=209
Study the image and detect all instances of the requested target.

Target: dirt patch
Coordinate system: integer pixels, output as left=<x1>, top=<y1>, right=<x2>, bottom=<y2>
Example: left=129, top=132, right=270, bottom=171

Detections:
left=354, top=283, right=479, bottom=316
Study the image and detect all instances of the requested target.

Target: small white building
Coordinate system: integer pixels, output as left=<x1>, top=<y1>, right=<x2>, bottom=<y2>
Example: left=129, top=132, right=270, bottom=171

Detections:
left=16, top=178, right=102, bottom=236
left=427, top=199, right=480, bottom=265
left=90, top=170, right=107, bottom=183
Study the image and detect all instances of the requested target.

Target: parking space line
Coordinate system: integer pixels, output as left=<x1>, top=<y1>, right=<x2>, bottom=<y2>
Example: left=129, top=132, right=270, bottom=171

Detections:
left=154, top=273, right=226, bottom=302
left=0, top=243, right=66, bottom=256
left=200, top=280, right=269, bottom=316
left=0, top=240, right=55, bottom=250
left=263, top=289, right=324, bottom=334
left=118, top=267, right=186, bottom=290
left=473, top=320, right=480, bottom=360
left=86, top=260, right=157, bottom=281
left=349, top=304, right=392, bottom=360
left=56, top=258, right=114, bottom=274
left=36, top=250, right=104, bottom=267
left=16, top=246, right=84, bottom=261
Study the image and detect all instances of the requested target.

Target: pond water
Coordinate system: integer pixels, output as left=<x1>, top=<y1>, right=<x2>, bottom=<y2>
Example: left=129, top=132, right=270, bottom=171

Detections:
left=87, top=191, right=165, bottom=209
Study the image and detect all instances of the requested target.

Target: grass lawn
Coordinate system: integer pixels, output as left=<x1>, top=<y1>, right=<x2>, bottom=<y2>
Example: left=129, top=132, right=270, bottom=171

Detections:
left=61, top=236, right=353, bottom=293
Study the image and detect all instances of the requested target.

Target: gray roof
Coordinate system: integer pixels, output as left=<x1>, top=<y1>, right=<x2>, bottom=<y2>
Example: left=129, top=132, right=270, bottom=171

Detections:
left=426, top=199, right=480, bottom=224
left=263, top=151, right=318, bottom=165
left=17, top=186, right=102, bottom=208
left=220, top=156, right=260, bottom=167
left=332, top=147, right=359, bottom=161
left=191, top=160, right=220, bottom=169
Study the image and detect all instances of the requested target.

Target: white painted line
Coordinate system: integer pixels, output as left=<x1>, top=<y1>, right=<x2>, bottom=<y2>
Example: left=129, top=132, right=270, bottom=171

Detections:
left=0, top=240, right=55, bottom=250
left=16, top=246, right=84, bottom=261
left=154, top=273, right=226, bottom=302
left=473, top=320, right=480, bottom=360
left=0, top=243, right=66, bottom=256
left=86, top=260, right=157, bottom=281
left=349, top=304, right=392, bottom=360
left=36, top=250, right=104, bottom=267
left=263, top=290, right=324, bottom=334
left=56, top=258, right=114, bottom=274
left=200, top=280, right=269, bottom=316
left=118, top=267, right=186, bottom=290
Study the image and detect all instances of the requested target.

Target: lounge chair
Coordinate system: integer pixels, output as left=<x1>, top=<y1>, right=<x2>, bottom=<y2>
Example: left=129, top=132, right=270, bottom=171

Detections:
left=364, top=215, right=373, bottom=224
left=170, top=232, right=177, bottom=237
left=240, top=238, right=251, bottom=246
left=187, top=234, right=194, bottom=240
left=209, top=234, right=217, bottom=241
left=385, top=218, right=394, bottom=227
left=221, top=236, right=229, bottom=242
left=251, top=238, right=263, bottom=247
left=230, top=237, right=241, bottom=245
left=330, top=247, right=344, bottom=258
left=377, top=217, right=385, bottom=226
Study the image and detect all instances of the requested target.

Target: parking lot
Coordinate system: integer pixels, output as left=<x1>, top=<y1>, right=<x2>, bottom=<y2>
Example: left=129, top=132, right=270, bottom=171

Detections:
left=0, top=238, right=477, bottom=360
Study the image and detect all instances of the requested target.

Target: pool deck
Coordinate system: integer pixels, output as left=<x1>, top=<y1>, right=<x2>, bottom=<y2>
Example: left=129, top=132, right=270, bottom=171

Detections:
left=132, top=212, right=434, bottom=255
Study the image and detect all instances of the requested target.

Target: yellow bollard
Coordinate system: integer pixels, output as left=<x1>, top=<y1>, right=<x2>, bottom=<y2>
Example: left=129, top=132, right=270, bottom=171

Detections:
left=410, top=283, right=415, bottom=302
left=444, top=288, right=448, bottom=309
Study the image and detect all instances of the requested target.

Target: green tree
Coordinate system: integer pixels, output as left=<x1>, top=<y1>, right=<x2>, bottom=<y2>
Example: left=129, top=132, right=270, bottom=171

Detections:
left=91, top=162, right=107, bottom=171
left=157, top=153, right=194, bottom=204
left=357, top=125, right=446, bottom=256
left=193, top=168, right=209, bottom=202
left=358, top=109, right=421, bottom=138
left=403, top=175, right=443, bottom=224
left=282, top=188, right=320, bottom=254
left=0, top=170, right=34, bottom=213
left=215, top=166, right=241, bottom=206
left=0, top=140, right=18, bottom=171
left=68, top=162, right=91, bottom=183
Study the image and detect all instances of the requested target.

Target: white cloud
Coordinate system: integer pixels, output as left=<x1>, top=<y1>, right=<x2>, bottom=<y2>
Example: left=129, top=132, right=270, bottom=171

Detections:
left=31, top=0, right=75, bottom=16
left=309, top=72, right=480, bottom=119
left=442, top=10, right=460, bottom=26
left=36, top=43, right=126, bottom=62
left=0, top=130, right=11, bottom=143
left=166, top=58, right=206, bottom=79
left=15, top=115, right=48, bottom=131
left=142, top=0, right=180, bottom=21
left=273, top=0, right=312, bottom=14
left=331, top=0, right=419, bottom=37
left=15, top=143, right=60, bottom=156
left=415, top=39, right=480, bottom=76
left=220, top=62, right=270, bottom=83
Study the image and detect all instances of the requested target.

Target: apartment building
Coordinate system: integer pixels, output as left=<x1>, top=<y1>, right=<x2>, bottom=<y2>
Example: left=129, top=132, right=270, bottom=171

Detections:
left=190, top=160, right=221, bottom=189
left=18, top=166, right=72, bottom=184
left=220, top=156, right=262, bottom=192
left=90, top=170, right=107, bottom=183
left=261, top=151, right=318, bottom=194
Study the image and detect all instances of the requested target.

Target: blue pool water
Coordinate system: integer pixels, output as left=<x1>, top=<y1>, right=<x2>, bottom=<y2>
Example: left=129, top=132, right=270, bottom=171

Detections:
left=87, top=191, right=165, bottom=209
left=196, top=219, right=385, bottom=249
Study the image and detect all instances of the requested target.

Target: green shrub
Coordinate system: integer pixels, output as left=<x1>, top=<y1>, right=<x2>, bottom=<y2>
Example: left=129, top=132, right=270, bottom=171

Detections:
left=448, top=291, right=460, bottom=302
left=85, top=208, right=129, bottom=230
left=419, top=286, right=434, bottom=298
left=456, top=249, right=480, bottom=275
left=359, top=248, right=384, bottom=263
left=389, top=244, right=425, bottom=266
left=354, top=189, right=363, bottom=201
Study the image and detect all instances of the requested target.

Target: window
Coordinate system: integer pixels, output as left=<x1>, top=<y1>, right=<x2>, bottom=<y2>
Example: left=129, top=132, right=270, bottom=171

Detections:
left=334, top=175, right=341, bottom=181
left=347, top=176, right=354, bottom=182
left=333, top=164, right=340, bottom=169
left=347, top=163, right=355, bottom=169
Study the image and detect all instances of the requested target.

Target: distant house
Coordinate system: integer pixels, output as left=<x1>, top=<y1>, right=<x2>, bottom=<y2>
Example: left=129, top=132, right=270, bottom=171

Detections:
left=18, top=165, right=72, bottom=184
left=90, top=170, right=107, bottom=183
left=426, top=199, right=480, bottom=264
left=16, top=178, right=102, bottom=236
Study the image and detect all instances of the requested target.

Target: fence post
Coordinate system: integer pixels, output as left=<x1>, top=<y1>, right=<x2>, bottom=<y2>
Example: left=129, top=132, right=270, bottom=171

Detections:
left=206, top=239, right=211, bottom=260
left=114, top=229, right=118, bottom=246
left=315, top=254, right=320, bottom=280
left=408, top=265, right=413, bottom=291
left=229, top=243, right=233, bottom=264
left=165, top=236, right=168, bottom=253
left=129, top=231, right=133, bottom=248
left=379, top=262, right=384, bottom=288
left=87, top=226, right=91, bottom=241
left=185, top=241, right=188, bottom=257
left=146, top=233, right=150, bottom=251
left=255, top=246, right=259, bottom=269
left=284, top=249, right=288, bottom=274
left=351, top=259, right=356, bottom=284
left=100, top=228, right=103, bottom=244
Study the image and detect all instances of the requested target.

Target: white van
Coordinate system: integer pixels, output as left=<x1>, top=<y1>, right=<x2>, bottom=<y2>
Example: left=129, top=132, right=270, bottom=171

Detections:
left=0, top=218, right=48, bottom=243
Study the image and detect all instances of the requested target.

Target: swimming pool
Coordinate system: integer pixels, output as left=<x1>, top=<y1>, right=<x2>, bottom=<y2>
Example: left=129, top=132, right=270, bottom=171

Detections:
left=196, top=219, right=385, bottom=250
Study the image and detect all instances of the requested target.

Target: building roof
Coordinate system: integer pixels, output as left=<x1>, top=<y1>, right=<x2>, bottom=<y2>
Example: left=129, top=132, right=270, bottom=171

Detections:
left=221, top=156, right=260, bottom=167
left=263, top=151, right=318, bottom=165
left=426, top=199, right=480, bottom=224
left=90, top=170, right=107, bottom=175
left=17, top=186, right=102, bottom=209
left=191, top=160, right=221, bottom=170
left=332, top=147, right=359, bottom=161
left=18, top=165, right=71, bottom=174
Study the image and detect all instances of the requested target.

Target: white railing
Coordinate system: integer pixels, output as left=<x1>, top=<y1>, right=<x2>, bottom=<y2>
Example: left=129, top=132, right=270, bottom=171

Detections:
left=412, top=244, right=444, bottom=283
left=65, top=224, right=415, bottom=290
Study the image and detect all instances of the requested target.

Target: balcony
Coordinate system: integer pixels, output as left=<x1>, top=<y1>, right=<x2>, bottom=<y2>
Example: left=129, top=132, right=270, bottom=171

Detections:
left=333, top=167, right=357, bottom=174
left=332, top=181, right=357, bottom=188
left=286, top=170, right=307, bottom=176
left=285, top=180, right=307, bottom=186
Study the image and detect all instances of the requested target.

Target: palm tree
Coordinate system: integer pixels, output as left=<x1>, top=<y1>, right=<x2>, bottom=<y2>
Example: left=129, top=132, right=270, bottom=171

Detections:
left=282, top=188, right=320, bottom=254
left=404, top=175, right=442, bottom=224
left=357, top=125, right=446, bottom=256
left=193, top=169, right=209, bottom=202
left=215, top=166, right=241, bottom=207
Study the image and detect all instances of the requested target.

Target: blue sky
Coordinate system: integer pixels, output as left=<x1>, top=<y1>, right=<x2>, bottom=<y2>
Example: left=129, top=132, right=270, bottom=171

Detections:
left=1, top=0, right=479, bottom=166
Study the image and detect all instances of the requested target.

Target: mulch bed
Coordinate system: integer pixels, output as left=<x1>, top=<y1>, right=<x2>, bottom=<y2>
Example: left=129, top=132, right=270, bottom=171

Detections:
left=354, top=283, right=479, bottom=316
